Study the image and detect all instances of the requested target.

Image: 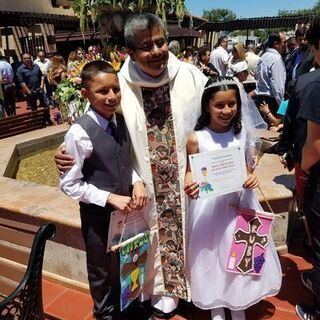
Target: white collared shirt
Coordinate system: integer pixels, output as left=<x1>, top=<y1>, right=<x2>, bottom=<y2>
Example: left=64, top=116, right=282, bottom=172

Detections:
left=34, top=58, right=51, bottom=76
left=210, top=46, right=229, bottom=76
left=60, top=107, right=141, bottom=207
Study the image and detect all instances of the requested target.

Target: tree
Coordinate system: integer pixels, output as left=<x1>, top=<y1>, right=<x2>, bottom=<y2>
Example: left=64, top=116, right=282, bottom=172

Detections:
left=278, top=0, right=320, bottom=16
left=228, top=29, right=267, bottom=45
left=202, top=8, right=236, bottom=22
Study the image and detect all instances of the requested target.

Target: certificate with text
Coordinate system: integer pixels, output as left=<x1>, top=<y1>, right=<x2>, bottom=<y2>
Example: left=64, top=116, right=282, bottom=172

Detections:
left=189, top=146, right=247, bottom=198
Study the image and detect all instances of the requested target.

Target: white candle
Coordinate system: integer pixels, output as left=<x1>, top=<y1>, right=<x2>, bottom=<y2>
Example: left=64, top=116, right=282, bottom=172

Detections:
left=228, top=251, right=237, bottom=269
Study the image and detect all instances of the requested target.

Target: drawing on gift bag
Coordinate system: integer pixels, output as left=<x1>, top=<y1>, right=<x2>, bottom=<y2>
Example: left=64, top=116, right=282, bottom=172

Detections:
left=226, top=208, right=274, bottom=275
left=119, top=232, right=150, bottom=311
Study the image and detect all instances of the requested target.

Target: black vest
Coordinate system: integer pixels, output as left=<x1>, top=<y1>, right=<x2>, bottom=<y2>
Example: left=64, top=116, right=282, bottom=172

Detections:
left=76, top=113, right=133, bottom=210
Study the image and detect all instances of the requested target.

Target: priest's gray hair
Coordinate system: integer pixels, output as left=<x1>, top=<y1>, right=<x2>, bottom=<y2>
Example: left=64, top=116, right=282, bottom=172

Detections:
left=124, top=13, right=167, bottom=50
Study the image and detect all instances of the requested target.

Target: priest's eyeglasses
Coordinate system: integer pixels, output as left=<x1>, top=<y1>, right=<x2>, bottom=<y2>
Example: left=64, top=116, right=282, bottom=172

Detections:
left=135, top=39, right=167, bottom=52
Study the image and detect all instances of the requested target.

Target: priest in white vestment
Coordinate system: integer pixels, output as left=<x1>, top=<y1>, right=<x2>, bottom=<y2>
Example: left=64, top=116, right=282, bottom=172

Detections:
left=119, top=13, right=208, bottom=318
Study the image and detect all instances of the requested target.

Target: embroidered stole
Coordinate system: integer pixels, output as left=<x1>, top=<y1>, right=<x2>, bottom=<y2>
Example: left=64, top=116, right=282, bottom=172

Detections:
left=142, top=84, right=188, bottom=299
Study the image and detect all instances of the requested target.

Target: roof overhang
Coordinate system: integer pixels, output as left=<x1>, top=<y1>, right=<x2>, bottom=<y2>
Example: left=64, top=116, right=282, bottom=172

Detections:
left=196, top=15, right=317, bottom=32
left=55, top=30, right=106, bottom=42
left=168, top=25, right=203, bottom=38
left=0, top=10, right=79, bottom=29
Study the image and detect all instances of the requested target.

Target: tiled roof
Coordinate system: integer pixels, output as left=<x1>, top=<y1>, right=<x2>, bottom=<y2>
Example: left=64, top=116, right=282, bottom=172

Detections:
left=0, top=10, right=79, bottom=29
left=168, top=25, right=203, bottom=38
left=195, top=15, right=317, bottom=31
left=55, top=30, right=103, bottom=42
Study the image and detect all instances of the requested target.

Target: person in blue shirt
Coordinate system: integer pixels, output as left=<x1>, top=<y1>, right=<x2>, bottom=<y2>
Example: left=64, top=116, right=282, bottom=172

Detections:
left=16, top=52, right=52, bottom=124
left=0, top=55, right=16, bottom=116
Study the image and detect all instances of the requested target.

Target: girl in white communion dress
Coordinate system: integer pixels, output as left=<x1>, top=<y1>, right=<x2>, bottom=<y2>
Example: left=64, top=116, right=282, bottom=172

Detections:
left=184, top=77, right=281, bottom=320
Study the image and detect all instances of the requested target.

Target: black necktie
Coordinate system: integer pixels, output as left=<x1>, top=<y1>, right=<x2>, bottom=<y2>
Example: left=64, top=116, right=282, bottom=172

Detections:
left=107, top=121, right=118, bottom=141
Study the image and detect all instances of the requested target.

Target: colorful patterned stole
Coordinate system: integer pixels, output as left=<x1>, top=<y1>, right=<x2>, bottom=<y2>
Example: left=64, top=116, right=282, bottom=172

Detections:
left=142, top=84, right=188, bottom=299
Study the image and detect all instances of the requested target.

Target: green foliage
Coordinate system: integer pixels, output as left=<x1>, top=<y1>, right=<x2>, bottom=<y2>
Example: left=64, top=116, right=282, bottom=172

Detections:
left=278, top=0, right=320, bottom=16
left=73, top=0, right=187, bottom=34
left=54, top=80, right=86, bottom=118
left=54, top=80, right=80, bottom=106
left=201, top=1, right=318, bottom=46
left=202, top=8, right=236, bottom=22
left=254, top=29, right=268, bottom=43
left=229, top=30, right=246, bottom=37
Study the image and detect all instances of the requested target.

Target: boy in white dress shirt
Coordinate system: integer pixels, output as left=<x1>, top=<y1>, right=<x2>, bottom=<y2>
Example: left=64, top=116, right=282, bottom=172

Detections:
left=60, top=60, right=147, bottom=320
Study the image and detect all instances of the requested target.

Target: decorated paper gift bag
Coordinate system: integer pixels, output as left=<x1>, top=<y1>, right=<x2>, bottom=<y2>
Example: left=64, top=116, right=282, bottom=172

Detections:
left=115, top=231, right=150, bottom=311
left=226, top=207, right=274, bottom=276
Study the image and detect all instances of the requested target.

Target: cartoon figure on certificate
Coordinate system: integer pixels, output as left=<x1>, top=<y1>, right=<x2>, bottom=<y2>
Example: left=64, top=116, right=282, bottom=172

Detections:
left=199, top=166, right=214, bottom=193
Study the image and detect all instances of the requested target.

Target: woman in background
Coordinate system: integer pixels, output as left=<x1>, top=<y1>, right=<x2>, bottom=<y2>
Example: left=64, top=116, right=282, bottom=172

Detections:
left=196, top=45, right=219, bottom=79
left=48, top=54, right=67, bottom=92
left=227, top=43, right=248, bottom=77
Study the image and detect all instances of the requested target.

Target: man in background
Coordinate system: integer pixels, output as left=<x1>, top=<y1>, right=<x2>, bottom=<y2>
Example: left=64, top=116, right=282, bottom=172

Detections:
left=210, top=36, right=229, bottom=76
left=34, top=50, right=52, bottom=105
left=245, top=44, right=260, bottom=82
left=17, top=52, right=52, bottom=124
left=251, top=32, right=287, bottom=122
left=0, top=55, right=16, bottom=116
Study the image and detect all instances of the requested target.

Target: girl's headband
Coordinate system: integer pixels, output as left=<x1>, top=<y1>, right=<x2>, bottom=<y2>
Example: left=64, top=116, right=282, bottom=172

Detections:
left=204, top=78, right=238, bottom=91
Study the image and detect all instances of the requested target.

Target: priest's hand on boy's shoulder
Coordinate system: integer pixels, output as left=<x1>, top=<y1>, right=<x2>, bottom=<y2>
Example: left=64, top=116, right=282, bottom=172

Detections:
left=55, top=145, right=74, bottom=175
left=132, top=181, right=148, bottom=210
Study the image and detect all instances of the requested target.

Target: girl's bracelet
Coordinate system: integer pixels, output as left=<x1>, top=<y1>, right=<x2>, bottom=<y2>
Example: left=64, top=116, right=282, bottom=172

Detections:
left=265, top=111, right=271, bottom=116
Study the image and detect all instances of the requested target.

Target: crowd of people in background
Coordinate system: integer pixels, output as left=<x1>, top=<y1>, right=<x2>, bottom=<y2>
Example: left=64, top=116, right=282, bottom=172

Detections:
left=0, top=29, right=314, bottom=128
left=0, top=43, right=128, bottom=122
left=1, top=15, right=320, bottom=319
left=0, top=24, right=317, bottom=128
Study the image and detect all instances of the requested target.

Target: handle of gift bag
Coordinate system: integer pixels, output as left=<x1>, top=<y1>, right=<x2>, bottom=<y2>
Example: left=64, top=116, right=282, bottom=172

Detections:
left=234, top=187, right=283, bottom=219
left=117, top=209, right=151, bottom=248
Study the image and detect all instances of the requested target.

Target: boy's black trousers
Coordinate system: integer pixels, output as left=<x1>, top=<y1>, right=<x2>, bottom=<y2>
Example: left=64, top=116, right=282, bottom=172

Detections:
left=80, top=203, right=120, bottom=320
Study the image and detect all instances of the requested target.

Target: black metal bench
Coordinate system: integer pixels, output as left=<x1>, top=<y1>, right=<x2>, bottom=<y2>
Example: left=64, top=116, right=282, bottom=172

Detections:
left=0, top=218, right=56, bottom=319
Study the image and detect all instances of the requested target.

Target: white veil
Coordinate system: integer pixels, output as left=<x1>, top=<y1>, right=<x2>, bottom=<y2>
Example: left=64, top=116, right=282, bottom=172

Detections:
left=236, top=79, right=267, bottom=170
left=202, top=77, right=267, bottom=170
